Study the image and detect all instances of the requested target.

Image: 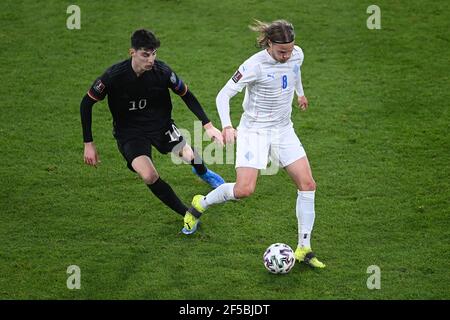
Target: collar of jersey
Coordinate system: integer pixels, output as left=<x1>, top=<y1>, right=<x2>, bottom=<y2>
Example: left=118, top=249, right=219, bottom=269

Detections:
left=124, top=58, right=138, bottom=81
left=127, top=58, right=153, bottom=81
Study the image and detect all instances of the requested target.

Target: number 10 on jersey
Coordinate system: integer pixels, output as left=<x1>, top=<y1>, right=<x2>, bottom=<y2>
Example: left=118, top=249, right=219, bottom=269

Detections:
left=128, top=99, right=148, bottom=111
left=165, top=124, right=181, bottom=142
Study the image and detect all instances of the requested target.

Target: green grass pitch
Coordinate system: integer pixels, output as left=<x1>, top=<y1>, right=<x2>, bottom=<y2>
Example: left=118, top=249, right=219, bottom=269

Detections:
left=0, top=0, right=448, bottom=299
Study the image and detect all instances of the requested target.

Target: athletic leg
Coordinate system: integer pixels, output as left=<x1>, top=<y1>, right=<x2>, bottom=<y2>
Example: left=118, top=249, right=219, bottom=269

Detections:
left=132, top=155, right=188, bottom=217
left=285, top=156, right=325, bottom=268
left=197, top=166, right=258, bottom=210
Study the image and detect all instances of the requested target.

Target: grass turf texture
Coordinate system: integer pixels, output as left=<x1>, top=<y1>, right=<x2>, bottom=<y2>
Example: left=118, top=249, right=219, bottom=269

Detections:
left=0, top=0, right=448, bottom=299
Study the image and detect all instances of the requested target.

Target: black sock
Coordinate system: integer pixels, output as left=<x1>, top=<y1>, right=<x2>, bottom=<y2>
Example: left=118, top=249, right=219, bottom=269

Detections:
left=190, top=148, right=207, bottom=175
left=147, top=178, right=187, bottom=216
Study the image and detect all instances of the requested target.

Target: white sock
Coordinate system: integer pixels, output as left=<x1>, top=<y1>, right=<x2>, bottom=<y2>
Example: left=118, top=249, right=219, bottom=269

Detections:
left=296, top=190, right=316, bottom=248
left=201, top=183, right=236, bottom=209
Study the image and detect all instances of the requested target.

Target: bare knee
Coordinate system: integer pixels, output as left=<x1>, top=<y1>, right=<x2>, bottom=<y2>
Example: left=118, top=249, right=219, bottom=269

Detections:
left=234, top=183, right=256, bottom=199
left=139, top=170, right=159, bottom=185
left=300, top=179, right=316, bottom=191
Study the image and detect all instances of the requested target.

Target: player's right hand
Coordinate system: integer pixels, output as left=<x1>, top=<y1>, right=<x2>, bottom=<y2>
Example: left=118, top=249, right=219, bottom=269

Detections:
left=83, top=142, right=100, bottom=167
left=222, top=126, right=237, bottom=144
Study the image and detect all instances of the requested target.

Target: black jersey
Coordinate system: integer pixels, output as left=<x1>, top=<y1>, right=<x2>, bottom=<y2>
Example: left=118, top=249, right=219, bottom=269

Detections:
left=87, top=59, right=188, bottom=137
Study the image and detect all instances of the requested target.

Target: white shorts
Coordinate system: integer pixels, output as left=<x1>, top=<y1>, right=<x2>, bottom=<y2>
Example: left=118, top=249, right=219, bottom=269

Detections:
left=235, top=126, right=306, bottom=170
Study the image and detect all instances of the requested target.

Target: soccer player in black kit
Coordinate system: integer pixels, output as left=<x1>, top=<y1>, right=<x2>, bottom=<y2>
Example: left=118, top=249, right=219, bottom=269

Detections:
left=80, top=29, right=224, bottom=235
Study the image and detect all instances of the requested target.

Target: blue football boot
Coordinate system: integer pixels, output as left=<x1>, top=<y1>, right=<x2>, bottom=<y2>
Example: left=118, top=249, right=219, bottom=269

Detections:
left=192, top=167, right=225, bottom=189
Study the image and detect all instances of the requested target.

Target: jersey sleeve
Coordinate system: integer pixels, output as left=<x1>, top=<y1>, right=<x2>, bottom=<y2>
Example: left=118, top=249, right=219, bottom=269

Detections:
left=87, top=72, right=111, bottom=101
left=165, top=66, right=188, bottom=96
left=294, top=46, right=305, bottom=96
left=223, top=62, right=259, bottom=93
left=295, top=46, right=304, bottom=67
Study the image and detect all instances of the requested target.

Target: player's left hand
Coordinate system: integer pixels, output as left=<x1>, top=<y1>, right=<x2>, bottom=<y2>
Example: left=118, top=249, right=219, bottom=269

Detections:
left=204, top=122, right=224, bottom=146
left=298, top=95, right=308, bottom=111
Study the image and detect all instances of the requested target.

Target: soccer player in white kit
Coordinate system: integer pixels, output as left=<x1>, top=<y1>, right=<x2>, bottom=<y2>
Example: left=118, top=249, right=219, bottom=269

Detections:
left=183, top=20, right=325, bottom=268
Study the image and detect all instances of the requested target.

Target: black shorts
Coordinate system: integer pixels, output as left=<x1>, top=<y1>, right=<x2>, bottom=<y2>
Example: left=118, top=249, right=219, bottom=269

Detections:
left=116, top=122, right=187, bottom=172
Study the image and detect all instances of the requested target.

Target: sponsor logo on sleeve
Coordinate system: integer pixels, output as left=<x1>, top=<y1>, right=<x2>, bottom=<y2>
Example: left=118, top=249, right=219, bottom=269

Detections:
left=232, top=70, right=243, bottom=83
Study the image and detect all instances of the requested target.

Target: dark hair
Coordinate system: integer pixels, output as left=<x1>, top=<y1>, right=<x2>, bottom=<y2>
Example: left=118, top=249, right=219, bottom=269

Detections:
left=249, top=19, right=295, bottom=48
left=131, top=29, right=160, bottom=50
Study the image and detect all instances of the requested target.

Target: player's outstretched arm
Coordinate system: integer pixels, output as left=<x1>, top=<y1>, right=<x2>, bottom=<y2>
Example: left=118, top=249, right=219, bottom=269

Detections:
left=180, top=90, right=210, bottom=123
left=80, top=94, right=100, bottom=167
left=180, top=90, right=224, bottom=146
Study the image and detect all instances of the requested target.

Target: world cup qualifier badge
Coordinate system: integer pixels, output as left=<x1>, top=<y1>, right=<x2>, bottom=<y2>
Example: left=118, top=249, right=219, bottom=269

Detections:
left=232, top=70, right=243, bottom=83
left=94, top=79, right=105, bottom=93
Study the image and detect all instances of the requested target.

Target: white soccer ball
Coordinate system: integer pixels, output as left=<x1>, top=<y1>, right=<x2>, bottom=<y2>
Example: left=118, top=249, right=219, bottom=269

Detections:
left=263, top=243, right=296, bottom=274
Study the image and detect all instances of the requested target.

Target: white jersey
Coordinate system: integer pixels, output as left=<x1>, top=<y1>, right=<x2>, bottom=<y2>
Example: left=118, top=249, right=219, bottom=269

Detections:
left=222, top=46, right=304, bottom=130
